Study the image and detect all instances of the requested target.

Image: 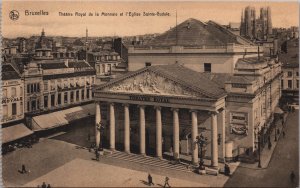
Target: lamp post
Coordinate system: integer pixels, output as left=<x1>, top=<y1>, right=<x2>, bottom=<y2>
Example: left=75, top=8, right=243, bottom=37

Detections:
left=257, top=131, right=262, bottom=168
left=195, top=134, right=207, bottom=170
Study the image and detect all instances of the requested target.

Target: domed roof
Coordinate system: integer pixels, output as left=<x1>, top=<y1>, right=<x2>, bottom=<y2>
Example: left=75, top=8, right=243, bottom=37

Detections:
left=35, top=29, right=53, bottom=49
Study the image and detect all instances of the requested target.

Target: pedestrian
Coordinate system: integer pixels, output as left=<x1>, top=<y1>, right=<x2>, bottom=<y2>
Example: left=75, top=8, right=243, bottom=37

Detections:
left=21, top=164, right=27, bottom=174
left=224, top=164, right=231, bottom=176
left=268, top=141, right=272, bottom=150
left=148, top=173, right=154, bottom=186
left=41, top=182, right=47, bottom=188
left=96, top=150, right=100, bottom=161
left=46, top=184, right=51, bottom=188
left=290, top=171, right=295, bottom=183
left=163, top=176, right=171, bottom=188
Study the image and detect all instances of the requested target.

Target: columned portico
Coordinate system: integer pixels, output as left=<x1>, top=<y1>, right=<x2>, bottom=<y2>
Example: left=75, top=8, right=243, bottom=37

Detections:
left=109, top=103, right=115, bottom=151
left=139, top=105, right=146, bottom=155
left=211, top=111, right=219, bottom=168
left=124, top=104, right=130, bottom=153
left=94, top=64, right=227, bottom=168
left=172, top=108, right=180, bottom=160
left=155, top=106, right=163, bottom=159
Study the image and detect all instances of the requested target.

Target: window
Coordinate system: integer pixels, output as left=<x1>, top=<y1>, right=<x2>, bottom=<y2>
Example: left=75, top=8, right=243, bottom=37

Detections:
left=64, top=92, right=68, bottom=103
left=288, top=80, right=292, bottom=88
left=27, top=84, right=30, bottom=93
left=11, top=87, right=16, bottom=97
left=281, top=80, right=284, bottom=88
left=76, top=90, right=79, bottom=101
left=44, top=96, right=48, bottom=108
left=81, top=89, right=85, bottom=100
left=20, top=87, right=23, bottom=96
left=145, top=62, right=152, bottom=67
left=27, top=102, right=30, bottom=112
left=12, top=103, right=17, bottom=115
left=44, top=81, right=48, bottom=91
left=204, top=63, right=211, bottom=72
left=70, top=91, right=74, bottom=102
left=297, top=80, right=299, bottom=89
left=87, top=89, right=90, bottom=99
left=51, top=94, right=55, bottom=107
left=297, top=72, right=299, bottom=76
left=58, top=93, right=61, bottom=105
left=288, top=71, right=292, bottom=77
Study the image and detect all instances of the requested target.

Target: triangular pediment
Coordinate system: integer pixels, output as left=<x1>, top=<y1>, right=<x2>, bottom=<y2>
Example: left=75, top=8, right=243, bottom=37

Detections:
left=100, top=70, right=208, bottom=98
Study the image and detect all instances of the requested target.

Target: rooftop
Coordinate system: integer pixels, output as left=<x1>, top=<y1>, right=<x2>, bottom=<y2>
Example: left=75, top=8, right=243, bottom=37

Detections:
left=2, top=64, right=21, bottom=80
left=142, top=18, right=253, bottom=47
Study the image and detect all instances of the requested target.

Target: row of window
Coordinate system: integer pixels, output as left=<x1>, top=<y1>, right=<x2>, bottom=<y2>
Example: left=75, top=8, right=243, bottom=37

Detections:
left=286, top=71, right=299, bottom=77
left=144, top=62, right=212, bottom=72
left=45, top=78, right=95, bottom=91
left=3, top=87, right=22, bottom=98
left=43, top=89, right=92, bottom=108
left=27, top=83, right=40, bottom=94
left=281, top=79, right=299, bottom=89
left=95, top=55, right=120, bottom=61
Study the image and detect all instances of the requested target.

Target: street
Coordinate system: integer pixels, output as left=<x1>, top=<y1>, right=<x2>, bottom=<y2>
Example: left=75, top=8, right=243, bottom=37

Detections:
left=225, top=111, right=299, bottom=187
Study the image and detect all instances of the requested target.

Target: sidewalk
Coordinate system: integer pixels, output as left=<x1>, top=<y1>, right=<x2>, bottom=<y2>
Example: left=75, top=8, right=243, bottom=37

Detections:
left=236, top=112, right=290, bottom=170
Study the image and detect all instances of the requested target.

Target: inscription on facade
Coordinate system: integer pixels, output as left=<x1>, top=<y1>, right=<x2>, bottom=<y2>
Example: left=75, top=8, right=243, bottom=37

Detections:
left=2, top=97, right=22, bottom=104
left=129, top=95, right=169, bottom=103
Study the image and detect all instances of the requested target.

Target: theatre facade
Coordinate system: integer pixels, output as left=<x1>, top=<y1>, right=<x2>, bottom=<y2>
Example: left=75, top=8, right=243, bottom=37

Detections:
left=94, top=64, right=227, bottom=167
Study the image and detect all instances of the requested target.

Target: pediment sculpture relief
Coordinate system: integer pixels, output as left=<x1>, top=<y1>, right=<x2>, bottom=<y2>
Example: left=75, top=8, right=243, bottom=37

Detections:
left=105, top=71, right=201, bottom=97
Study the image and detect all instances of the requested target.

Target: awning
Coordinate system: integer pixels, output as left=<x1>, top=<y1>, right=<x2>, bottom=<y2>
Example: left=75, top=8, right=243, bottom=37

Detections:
left=274, top=106, right=284, bottom=114
left=32, top=103, right=95, bottom=131
left=2, top=123, right=34, bottom=144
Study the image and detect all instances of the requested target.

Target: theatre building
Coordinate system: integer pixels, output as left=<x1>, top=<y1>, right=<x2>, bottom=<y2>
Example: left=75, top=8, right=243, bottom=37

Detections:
left=94, top=64, right=227, bottom=167
left=94, top=45, right=281, bottom=164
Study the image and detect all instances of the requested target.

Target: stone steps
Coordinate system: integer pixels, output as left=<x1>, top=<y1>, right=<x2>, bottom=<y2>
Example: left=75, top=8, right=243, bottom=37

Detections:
left=107, top=150, right=192, bottom=173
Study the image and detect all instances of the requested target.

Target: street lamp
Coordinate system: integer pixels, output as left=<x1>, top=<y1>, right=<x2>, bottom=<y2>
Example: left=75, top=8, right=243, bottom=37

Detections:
left=254, top=128, right=262, bottom=168
left=195, top=134, right=207, bottom=170
left=257, top=131, right=262, bottom=168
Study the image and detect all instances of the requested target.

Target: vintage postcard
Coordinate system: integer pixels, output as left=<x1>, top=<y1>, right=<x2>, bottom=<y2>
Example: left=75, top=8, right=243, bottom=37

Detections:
left=1, top=0, right=299, bottom=187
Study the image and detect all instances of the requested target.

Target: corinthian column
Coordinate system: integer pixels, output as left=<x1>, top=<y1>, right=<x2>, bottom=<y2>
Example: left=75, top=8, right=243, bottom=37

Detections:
left=124, top=104, right=130, bottom=153
left=155, top=106, right=162, bottom=159
left=95, top=102, right=101, bottom=149
left=191, top=110, right=199, bottom=165
left=172, top=108, right=180, bottom=160
left=211, top=111, right=218, bottom=168
left=139, top=105, right=146, bottom=155
left=109, top=103, right=115, bottom=151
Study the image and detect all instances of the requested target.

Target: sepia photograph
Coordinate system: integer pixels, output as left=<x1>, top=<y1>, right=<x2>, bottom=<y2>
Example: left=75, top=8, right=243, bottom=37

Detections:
left=1, top=0, right=299, bottom=187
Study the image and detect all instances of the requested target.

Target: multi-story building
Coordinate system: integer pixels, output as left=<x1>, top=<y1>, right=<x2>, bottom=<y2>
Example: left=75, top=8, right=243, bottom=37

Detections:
left=87, top=51, right=123, bottom=84
left=93, top=18, right=282, bottom=165
left=1, top=64, right=34, bottom=148
left=1, top=64, right=24, bottom=124
left=280, top=38, right=299, bottom=104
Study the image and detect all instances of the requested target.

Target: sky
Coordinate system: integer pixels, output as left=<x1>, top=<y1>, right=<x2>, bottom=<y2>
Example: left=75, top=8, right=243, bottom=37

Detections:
left=2, top=1, right=299, bottom=38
